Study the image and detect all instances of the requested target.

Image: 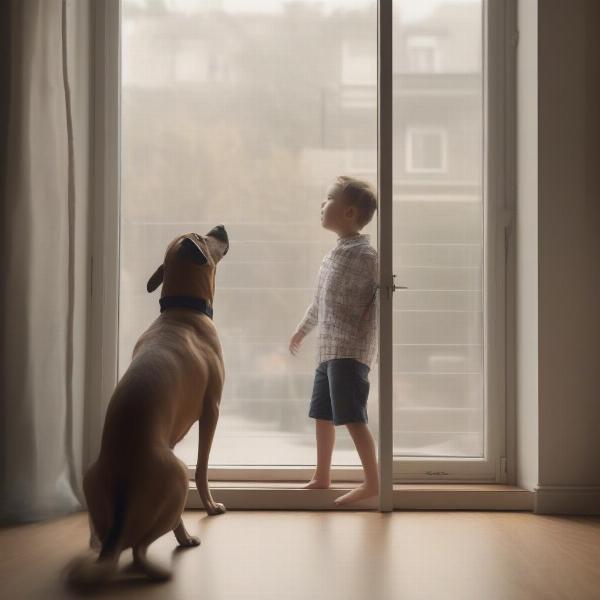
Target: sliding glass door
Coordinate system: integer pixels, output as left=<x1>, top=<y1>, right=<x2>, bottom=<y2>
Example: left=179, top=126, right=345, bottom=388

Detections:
left=119, top=0, right=505, bottom=483
left=390, top=1, right=503, bottom=480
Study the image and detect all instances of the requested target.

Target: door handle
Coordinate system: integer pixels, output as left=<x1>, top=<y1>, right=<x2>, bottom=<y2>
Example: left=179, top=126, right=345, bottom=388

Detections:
left=386, top=274, right=407, bottom=300
left=392, top=274, right=407, bottom=292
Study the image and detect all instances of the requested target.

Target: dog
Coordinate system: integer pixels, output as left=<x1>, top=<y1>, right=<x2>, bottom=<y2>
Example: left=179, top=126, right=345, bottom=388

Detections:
left=70, top=225, right=229, bottom=584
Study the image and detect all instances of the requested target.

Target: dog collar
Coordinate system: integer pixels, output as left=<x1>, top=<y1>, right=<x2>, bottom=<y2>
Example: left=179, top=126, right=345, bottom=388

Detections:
left=159, top=296, right=213, bottom=319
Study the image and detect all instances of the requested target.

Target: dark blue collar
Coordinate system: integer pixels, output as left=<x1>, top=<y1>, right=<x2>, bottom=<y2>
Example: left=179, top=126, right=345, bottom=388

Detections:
left=159, top=296, right=213, bottom=319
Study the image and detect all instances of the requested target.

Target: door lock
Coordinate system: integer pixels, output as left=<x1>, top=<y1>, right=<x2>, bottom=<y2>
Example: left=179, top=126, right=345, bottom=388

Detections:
left=387, top=274, right=407, bottom=299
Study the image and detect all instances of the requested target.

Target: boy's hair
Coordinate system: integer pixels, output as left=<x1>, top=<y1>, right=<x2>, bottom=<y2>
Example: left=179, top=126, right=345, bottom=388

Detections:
left=333, top=176, right=378, bottom=228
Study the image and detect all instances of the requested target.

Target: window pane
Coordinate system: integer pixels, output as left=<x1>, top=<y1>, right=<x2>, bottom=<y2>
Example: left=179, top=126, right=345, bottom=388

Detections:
left=393, top=1, right=484, bottom=457
left=120, top=1, right=377, bottom=467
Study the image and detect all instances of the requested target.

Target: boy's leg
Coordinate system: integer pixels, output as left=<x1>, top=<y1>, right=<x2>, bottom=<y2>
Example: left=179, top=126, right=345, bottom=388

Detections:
left=334, top=422, right=379, bottom=505
left=326, top=359, right=378, bottom=504
left=305, top=361, right=335, bottom=489
left=304, top=418, right=335, bottom=489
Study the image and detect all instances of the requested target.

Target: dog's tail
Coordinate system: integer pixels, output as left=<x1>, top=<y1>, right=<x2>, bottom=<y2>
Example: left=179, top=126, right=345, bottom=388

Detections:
left=66, top=484, right=126, bottom=587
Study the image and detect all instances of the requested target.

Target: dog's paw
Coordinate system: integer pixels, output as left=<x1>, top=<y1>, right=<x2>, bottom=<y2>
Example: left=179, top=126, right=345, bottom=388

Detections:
left=179, top=535, right=201, bottom=547
left=206, top=502, right=226, bottom=516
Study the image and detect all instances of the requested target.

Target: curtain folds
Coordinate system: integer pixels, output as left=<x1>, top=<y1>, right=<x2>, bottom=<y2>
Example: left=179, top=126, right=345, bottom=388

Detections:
left=0, top=0, right=93, bottom=523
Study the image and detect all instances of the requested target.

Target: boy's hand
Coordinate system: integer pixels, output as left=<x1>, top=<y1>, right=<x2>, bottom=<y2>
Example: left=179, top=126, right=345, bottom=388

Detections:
left=289, top=330, right=305, bottom=355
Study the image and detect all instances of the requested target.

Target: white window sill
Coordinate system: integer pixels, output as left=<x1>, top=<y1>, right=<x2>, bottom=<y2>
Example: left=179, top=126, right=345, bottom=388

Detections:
left=187, top=482, right=533, bottom=512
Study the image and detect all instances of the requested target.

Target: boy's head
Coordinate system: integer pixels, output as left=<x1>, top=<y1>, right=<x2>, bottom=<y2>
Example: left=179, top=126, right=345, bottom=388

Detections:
left=321, top=176, right=377, bottom=235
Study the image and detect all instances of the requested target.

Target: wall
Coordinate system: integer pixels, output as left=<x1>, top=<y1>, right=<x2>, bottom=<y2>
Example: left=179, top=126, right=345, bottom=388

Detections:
left=534, top=0, right=600, bottom=513
left=516, top=0, right=600, bottom=513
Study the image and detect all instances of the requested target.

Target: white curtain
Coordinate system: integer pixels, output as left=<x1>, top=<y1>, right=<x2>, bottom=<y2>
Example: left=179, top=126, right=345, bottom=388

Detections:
left=0, top=0, right=93, bottom=522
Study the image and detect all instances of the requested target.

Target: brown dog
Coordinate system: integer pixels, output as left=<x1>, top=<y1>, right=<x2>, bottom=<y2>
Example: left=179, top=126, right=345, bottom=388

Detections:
left=72, top=226, right=229, bottom=584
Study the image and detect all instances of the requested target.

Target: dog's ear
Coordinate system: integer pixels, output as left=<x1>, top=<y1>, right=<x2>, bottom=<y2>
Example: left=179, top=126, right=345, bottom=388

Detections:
left=179, top=236, right=208, bottom=266
left=146, top=264, right=164, bottom=293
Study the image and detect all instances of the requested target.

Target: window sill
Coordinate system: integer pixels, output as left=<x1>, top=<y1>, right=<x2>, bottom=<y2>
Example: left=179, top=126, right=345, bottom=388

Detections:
left=187, top=482, right=533, bottom=511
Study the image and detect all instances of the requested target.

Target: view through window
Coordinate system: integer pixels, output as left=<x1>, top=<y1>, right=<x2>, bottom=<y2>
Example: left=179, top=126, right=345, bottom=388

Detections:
left=392, top=0, right=484, bottom=457
left=120, top=0, right=484, bottom=468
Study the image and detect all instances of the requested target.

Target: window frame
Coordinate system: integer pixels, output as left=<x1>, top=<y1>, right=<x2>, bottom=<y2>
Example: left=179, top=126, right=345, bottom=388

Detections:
left=392, top=0, right=515, bottom=484
left=90, top=0, right=516, bottom=497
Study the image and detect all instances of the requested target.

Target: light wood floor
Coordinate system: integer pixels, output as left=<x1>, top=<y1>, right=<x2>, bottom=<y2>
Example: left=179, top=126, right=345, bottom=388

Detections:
left=1, top=510, right=600, bottom=600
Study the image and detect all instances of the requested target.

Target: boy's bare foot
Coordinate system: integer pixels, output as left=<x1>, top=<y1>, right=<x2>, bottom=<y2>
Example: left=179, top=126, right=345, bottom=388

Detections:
left=303, top=478, right=331, bottom=489
left=334, top=482, right=378, bottom=506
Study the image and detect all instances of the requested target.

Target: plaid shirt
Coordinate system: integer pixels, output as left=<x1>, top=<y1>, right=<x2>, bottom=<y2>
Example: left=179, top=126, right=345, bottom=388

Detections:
left=296, top=233, right=378, bottom=368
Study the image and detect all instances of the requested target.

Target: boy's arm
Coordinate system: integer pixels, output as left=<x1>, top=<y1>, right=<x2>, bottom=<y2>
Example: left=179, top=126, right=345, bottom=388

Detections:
left=290, top=297, right=317, bottom=355
left=295, top=296, right=318, bottom=336
left=294, top=260, right=324, bottom=337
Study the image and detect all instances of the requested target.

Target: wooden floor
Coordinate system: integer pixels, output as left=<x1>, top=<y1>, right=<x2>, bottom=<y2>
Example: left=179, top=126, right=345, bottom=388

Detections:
left=1, top=510, right=600, bottom=600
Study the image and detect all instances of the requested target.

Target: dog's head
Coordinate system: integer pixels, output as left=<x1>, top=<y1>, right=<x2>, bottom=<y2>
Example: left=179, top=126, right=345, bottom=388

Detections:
left=146, top=225, right=229, bottom=301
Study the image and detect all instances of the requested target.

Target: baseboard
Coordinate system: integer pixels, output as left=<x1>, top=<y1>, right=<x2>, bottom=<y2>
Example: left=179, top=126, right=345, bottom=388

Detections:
left=393, top=484, right=533, bottom=511
left=534, top=485, right=600, bottom=515
left=187, top=482, right=534, bottom=511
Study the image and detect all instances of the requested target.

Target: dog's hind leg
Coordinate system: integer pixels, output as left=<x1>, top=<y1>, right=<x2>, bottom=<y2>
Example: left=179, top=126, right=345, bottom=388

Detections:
left=132, top=545, right=172, bottom=582
left=129, top=451, right=192, bottom=581
left=82, top=463, right=113, bottom=553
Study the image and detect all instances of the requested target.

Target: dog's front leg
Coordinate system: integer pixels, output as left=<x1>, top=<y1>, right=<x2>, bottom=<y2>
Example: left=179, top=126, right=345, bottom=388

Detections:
left=173, top=518, right=201, bottom=547
left=195, top=407, right=226, bottom=516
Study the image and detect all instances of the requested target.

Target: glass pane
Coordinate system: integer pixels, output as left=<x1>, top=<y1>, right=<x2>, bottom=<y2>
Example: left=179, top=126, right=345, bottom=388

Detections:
left=120, top=1, right=377, bottom=467
left=392, top=1, right=484, bottom=457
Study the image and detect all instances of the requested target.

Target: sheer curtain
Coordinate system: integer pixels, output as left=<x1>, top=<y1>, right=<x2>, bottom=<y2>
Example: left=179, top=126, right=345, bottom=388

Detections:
left=0, top=0, right=93, bottom=522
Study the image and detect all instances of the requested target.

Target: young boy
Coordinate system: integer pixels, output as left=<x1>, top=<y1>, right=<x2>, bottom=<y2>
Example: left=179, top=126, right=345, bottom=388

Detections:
left=289, top=176, right=379, bottom=506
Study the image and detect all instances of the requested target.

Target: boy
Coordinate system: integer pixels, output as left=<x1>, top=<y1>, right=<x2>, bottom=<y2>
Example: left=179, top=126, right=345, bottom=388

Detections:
left=289, top=176, right=379, bottom=506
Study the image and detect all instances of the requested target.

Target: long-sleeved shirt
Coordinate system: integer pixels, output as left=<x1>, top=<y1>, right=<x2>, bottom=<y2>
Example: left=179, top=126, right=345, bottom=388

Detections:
left=296, top=233, right=379, bottom=368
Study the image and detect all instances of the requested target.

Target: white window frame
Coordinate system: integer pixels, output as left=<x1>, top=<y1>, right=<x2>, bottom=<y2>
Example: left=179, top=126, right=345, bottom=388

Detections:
left=405, top=126, right=448, bottom=174
left=90, top=0, right=516, bottom=508
left=391, top=0, right=515, bottom=484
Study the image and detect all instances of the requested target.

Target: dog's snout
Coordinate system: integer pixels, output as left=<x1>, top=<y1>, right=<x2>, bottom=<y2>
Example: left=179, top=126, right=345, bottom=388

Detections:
left=207, top=224, right=229, bottom=256
left=207, top=224, right=228, bottom=243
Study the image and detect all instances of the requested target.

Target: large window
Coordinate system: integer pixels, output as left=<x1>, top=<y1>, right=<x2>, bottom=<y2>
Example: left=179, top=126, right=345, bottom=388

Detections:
left=119, top=0, right=501, bottom=481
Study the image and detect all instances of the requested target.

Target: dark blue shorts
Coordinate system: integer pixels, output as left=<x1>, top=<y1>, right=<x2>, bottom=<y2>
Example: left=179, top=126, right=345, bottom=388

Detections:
left=309, top=358, right=370, bottom=425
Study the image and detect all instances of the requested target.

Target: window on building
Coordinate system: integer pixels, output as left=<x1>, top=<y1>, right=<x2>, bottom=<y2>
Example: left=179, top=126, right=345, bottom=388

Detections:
left=405, top=128, right=448, bottom=173
left=406, top=35, right=440, bottom=73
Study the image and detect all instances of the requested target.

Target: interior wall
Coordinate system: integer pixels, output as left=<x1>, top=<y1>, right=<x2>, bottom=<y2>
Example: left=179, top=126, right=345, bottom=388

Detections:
left=515, top=0, right=539, bottom=492
left=535, top=0, right=600, bottom=512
